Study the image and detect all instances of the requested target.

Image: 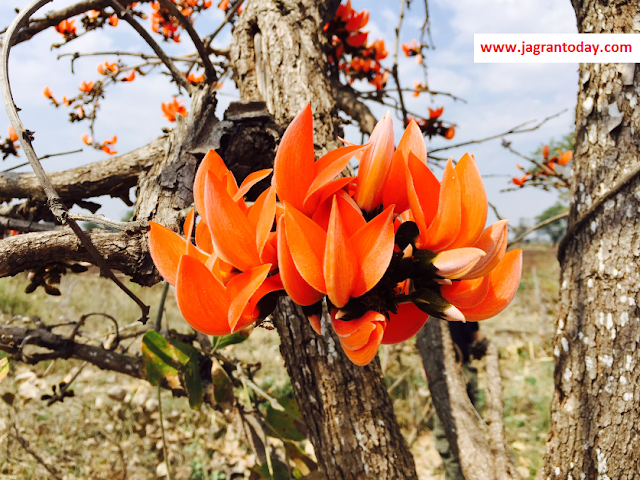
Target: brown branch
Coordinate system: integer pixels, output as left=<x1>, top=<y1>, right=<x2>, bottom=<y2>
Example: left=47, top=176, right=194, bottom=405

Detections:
left=416, top=318, right=519, bottom=480
left=508, top=211, right=568, bottom=247
left=1, top=0, right=149, bottom=322
left=429, top=109, right=568, bottom=154
left=0, top=137, right=165, bottom=201
left=204, top=0, right=244, bottom=50
left=0, top=228, right=157, bottom=286
left=156, top=0, right=216, bottom=81
left=106, top=0, right=193, bottom=94
left=0, top=215, right=59, bottom=232
left=391, top=0, right=408, bottom=125
left=332, top=78, right=377, bottom=135
left=484, top=340, right=519, bottom=480
left=2, top=149, right=83, bottom=173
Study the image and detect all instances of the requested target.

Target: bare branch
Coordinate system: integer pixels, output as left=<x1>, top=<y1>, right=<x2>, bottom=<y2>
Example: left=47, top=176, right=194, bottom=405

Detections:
left=508, top=211, right=568, bottom=247
left=0, top=228, right=157, bottom=285
left=157, top=0, right=216, bottom=81
left=391, top=0, right=408, bottom=125
left=429, top=109, right=568, bottom=154
left=0, top=215, right=59, bottom=232
left=106, top=0, right=194, bottom=94
left=0, top=137, right=165, bottom=201
left=204, top=0, right=245, bottom=50
left=332, top=79, right=377, bottom=134
left=2, top=149, right=83, bottom=173
left=1, top=0, right=149, bottom=322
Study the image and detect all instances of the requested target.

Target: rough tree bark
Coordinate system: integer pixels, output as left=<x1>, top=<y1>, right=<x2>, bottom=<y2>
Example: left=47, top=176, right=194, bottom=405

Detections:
left=544, top=2, right=640, bottom=478
left=230, top=1, right=418, bottom=478
left=417, top=318, right=518, bottom=480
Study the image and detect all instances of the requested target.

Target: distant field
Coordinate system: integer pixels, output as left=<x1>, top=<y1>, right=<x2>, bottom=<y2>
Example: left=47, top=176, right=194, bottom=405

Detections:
left=0, top=243, right=559, bottom=480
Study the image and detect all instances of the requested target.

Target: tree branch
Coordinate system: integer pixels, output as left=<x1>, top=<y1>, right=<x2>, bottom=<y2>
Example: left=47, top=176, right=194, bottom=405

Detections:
left=332, top=78, right=377, bottom=135
left=0, top=228, right=157, bottom=285
left=508, top=211, right=568, bottom=247
left=0, top=215, right=59, bottom=232
left=0, top=137, right=165, bottom=201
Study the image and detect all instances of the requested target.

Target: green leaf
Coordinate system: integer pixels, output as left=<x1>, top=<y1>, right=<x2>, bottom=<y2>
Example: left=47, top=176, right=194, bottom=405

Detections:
left=250, top=459, right=291, bottom=480
left=265, top=396, right=306, bottom=442
left=213, top=329, right=252, bottom=350
left=141, top=331, right=203, bottom=409
left=0, top=357, right=9, bottom=385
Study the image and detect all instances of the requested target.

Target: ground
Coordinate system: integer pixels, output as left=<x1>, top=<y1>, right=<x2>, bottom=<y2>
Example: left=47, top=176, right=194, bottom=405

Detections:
left=0, top=243, right=559, bottom=480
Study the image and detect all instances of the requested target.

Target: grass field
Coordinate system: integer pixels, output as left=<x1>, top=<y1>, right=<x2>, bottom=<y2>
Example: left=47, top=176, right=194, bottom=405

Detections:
left=0, top=243, right=559, bottom=480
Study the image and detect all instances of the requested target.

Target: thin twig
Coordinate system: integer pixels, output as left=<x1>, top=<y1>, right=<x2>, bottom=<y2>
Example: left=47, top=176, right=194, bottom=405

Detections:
left=156, top=0, right=216, bottom=81
left=2, top=149, right=82, bottom=172
left=10, top=428, right=63, bottom=480
left=429, top=109, right=568, bottom=154
left=0, top=216, right=59, bottom=232
left=68, top=213, right=148, bottom=233
left=502, top=141, right=570, bottom=188
left=155, top=281, right=170, bottom=332
left=488, top=201, right=504, bottom=221
left=106, top=0, right=194, bottom=94
left=157, top=384, right=172, bottom=480
left=508, top=211, right=568, bottom=247
left=204, top=0, right=244, bottom=49
left=391, top=0, right=408, bottom=125
left=0, top=0, right=150, bottom=324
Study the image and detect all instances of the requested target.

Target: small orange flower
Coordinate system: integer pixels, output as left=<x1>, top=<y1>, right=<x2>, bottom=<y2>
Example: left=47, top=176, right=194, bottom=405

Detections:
left=402, top=40, right=420, bottom=57
left=81, top=133, right=93, bottom=145
left=512, top=174, right=529, bottom=186
left=8, top=126, right=18, bottom=143
left=62, top=96, right=71, bottom=107
left=429, top=107, right=444, bottom=119
left=97, top=61, right=119, bottom=75
left=346, top=32, right=368, bottom=47
left=79, top=81, right=94, bottom=93
left=99, top=135, right=117, bottom=155
left=542, top=144, right=549, bottom=159
left=445, top=126, right=455, bottom=140
left=122, top=71, right=136, bottom=82
left=42, top=86, right=53, bottom=99
left=203, top=0, right=212, bottom=7
left=186, top=72, right=204, bottom=84
left=109, top=14, right=119, bottom=26
left=218, top=0, right=230, bottom=10
left=101, top=145, right=117, bottom=155
left=557, top=150, right=573, bottom=165
left=162, top=97, right=187, bottom=122
left=87, top=10, right=101, bottom=21
left=55, top=19, right=76, bottom=36
left=371, top=39, right=388, bottom=61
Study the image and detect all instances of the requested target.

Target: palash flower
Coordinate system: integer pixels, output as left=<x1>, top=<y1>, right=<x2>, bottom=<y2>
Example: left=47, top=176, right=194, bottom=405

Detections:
left=79, top=81, right=94, bottom=93
left=55, top=19, right=76, bottom=36
left=148, top=151, right=282, bottom=335
left=147, top=106, right=522, bottom=367
left=162, top=97, right=187, bottom=122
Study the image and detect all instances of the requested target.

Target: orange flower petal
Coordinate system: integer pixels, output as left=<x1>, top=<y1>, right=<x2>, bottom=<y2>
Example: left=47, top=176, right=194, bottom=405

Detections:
left=381, top=302, right=429, bottom=344
left=284, top=203, right=327, bottom=293
left=148, top=222, right=188, bottom=285
left=204, top=171, right=261, bottom=271
left=176, top=255, right=231, bottom=335
left=304, top=144, right=367, bottom=207
left=226, top=264, right=271, bottom=331
left=382, top=120, right=425, bottom=213
left=195, top=220, right=213, bottom=254
left=233, top=168, right=272, bottom=202
left=324, top=196, right=358, bottom=308
left=447, top=154, right=487, bottom=249
left=335, top=191, right=366, bottom=237
left=419, top=159, right=461, bottom=251
left=354, top=112, right=394, bottom=212
left=350, top=205, right=395, bottom=297
left=273, top=105, right=316, bottom=212
left=457, top=249, right=522, bottom=321
left=246, top=273, right=284, bottom=318
left=194, top=149, right=228, bottom=217
left=277, top=216, right=324, bottom=306
left=247, top=186, right=276, bottom=259
left=440, top=276, right=490, bottom=310
left=307, top=314, right=322, bottom=335
left=464, top=219, right=509, bottom=279
left=406, top=151, right=439, bottom=236
left=432, top=247, right=485, bottom=280
left=343, top=321, right=385, bottom=366
left=337, top=321, right=376, bottom=351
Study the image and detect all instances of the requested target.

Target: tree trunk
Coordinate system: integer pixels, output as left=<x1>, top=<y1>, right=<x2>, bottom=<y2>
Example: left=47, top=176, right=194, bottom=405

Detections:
left=231, top=1, right=418, bottom=478
left=544, top=2, right=640, bottom=478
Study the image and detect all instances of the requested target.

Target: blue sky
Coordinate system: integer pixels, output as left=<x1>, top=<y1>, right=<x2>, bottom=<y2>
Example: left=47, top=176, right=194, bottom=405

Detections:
left=1, top=0, right=578, bottom=227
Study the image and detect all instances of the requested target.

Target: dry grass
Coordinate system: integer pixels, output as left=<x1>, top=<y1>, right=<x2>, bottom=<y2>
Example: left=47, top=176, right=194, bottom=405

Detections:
left=0, top=243, right=559, bottom=479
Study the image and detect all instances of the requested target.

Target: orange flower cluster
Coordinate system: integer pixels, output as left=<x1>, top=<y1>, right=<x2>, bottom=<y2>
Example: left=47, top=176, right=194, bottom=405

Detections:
left=512, top=144, right=572, bottom=188
left=151, top=0, right=213, bottom=43
left=149, top=106, right=522, bottom=366
left=325, top=1, right=389, bottom=90
left=81, top=133, right=118, bottom=155
left=1, top=125, right=20, bottom=160
left=408, top=107, right=455, bottom=140
left=55, top=19, right=77, bottom=38
left=97, top=61, right=119, bottom=75
left=186, top=72, right=204, bottom=84
left=162, top=97, right=188, bottom=122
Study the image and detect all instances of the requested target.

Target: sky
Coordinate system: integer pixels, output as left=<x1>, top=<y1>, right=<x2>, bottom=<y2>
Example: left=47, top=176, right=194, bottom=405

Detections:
left=0, top=0, right=579, bottom=228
